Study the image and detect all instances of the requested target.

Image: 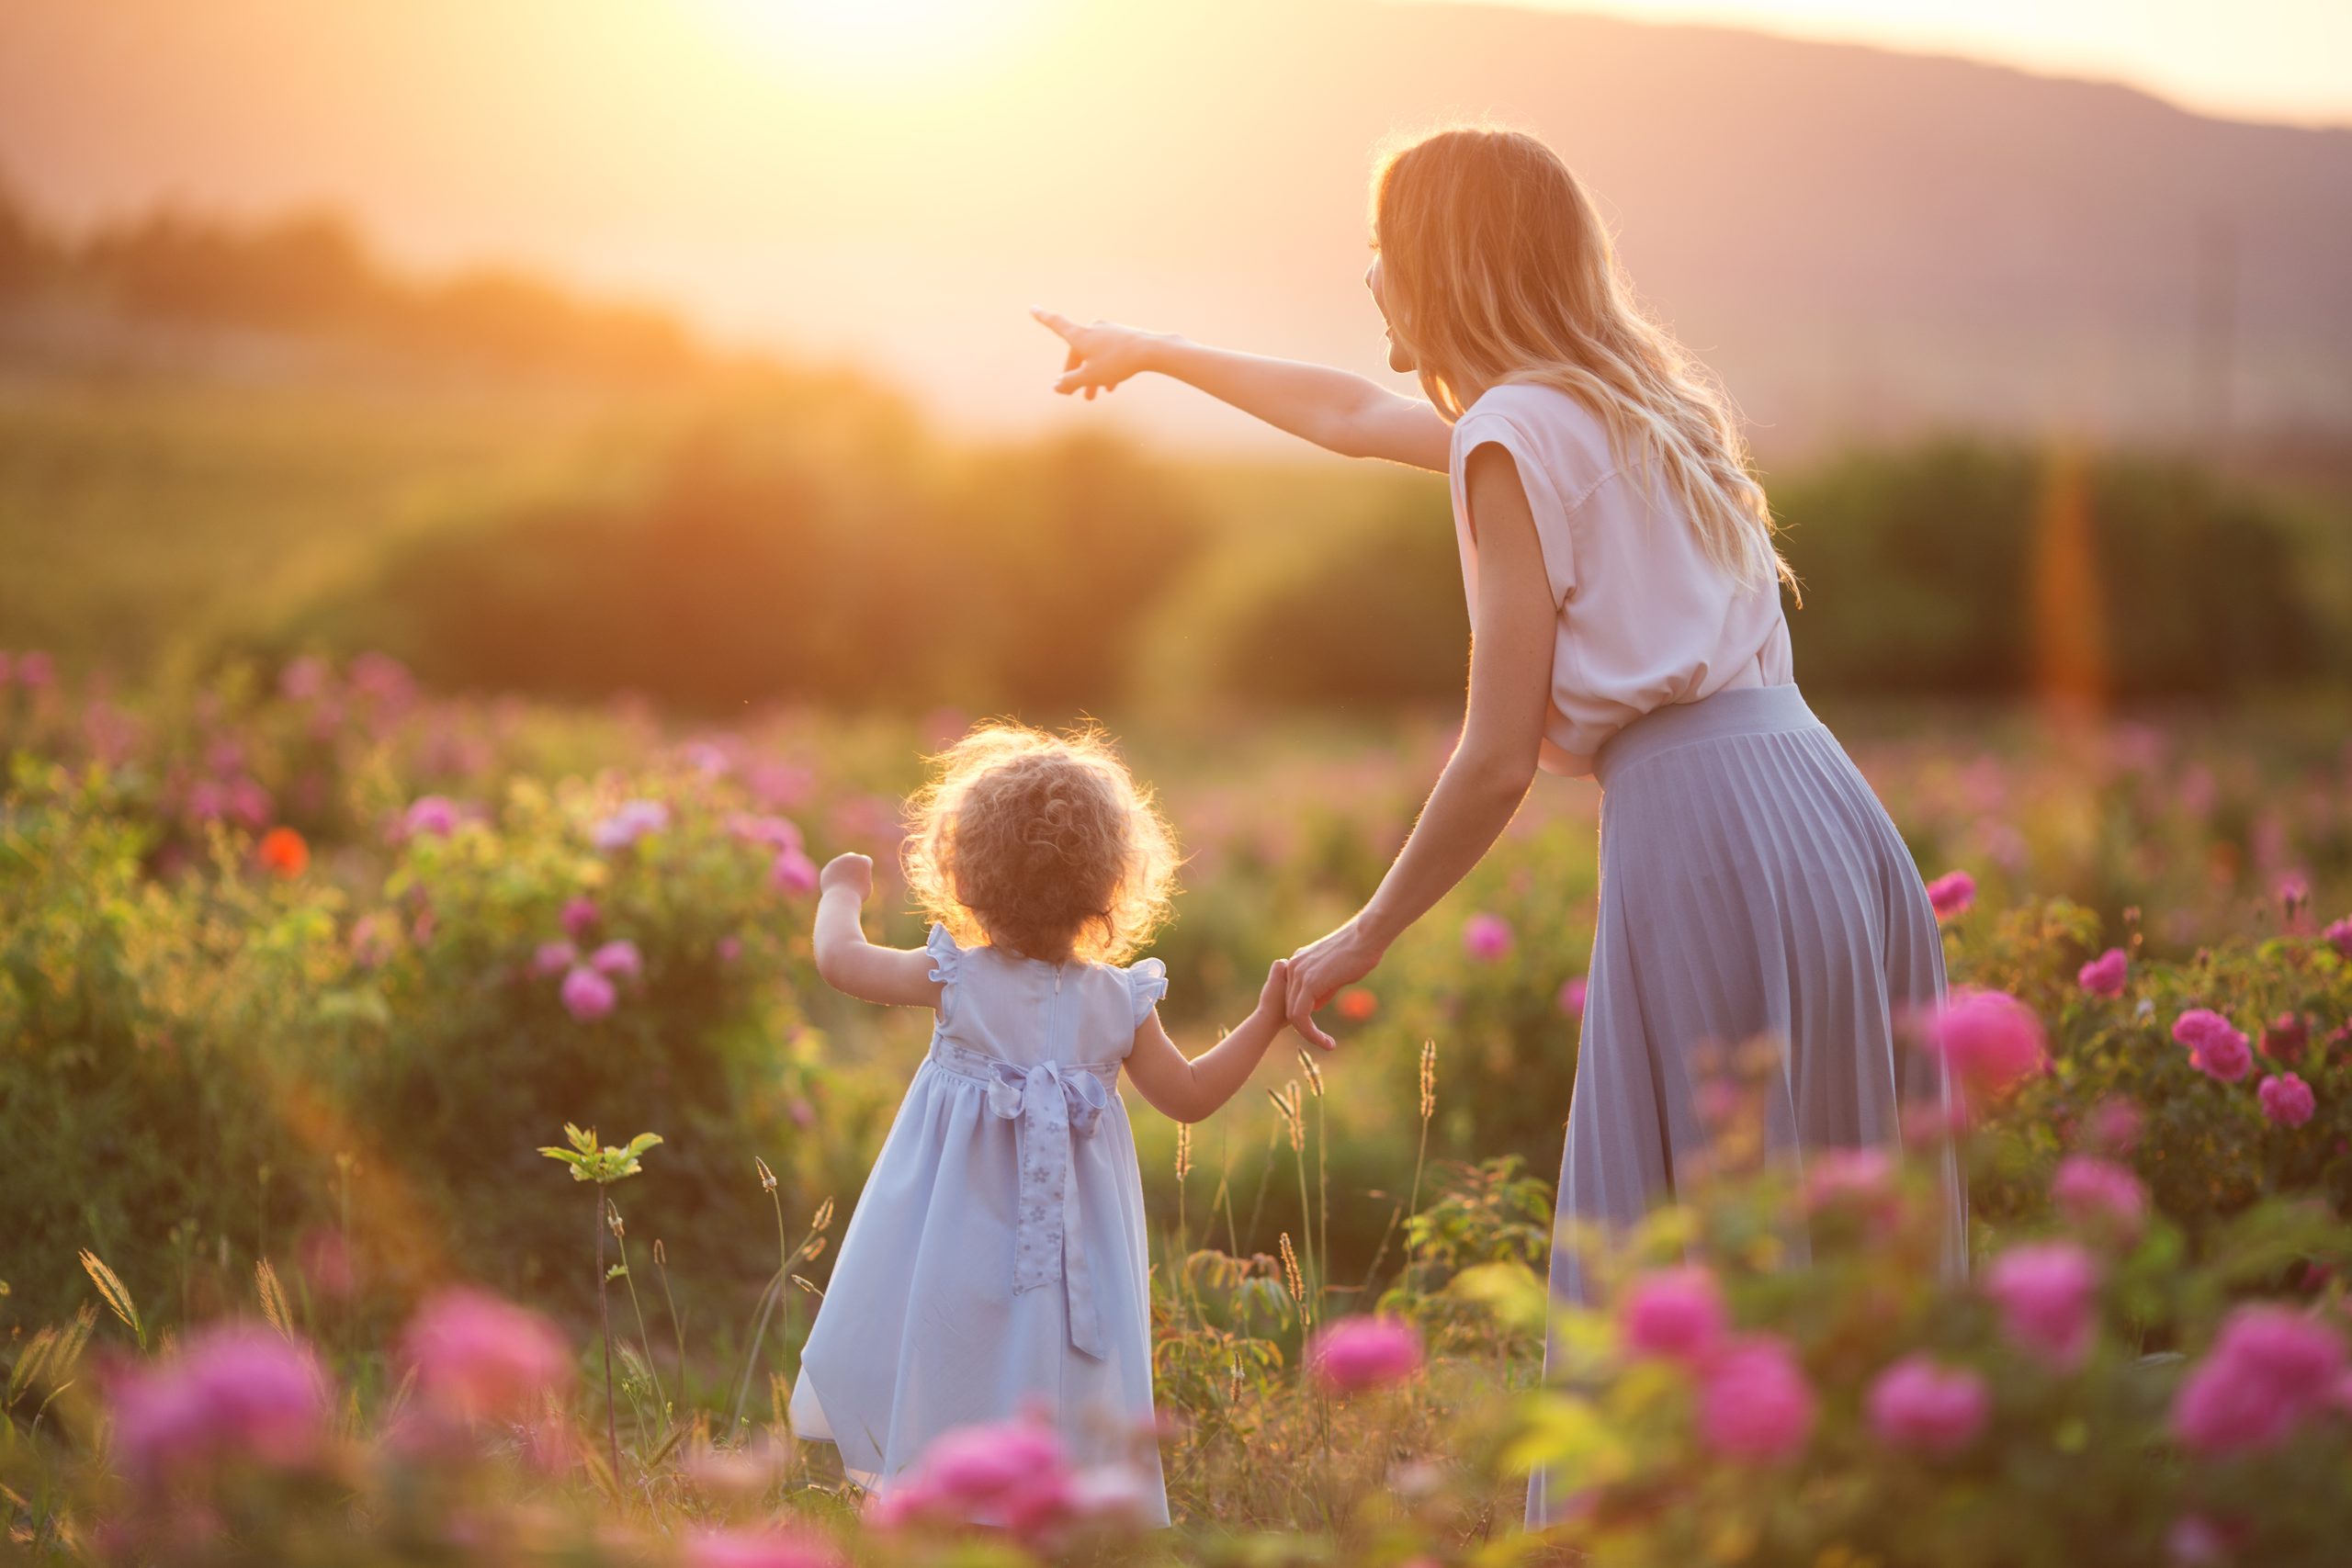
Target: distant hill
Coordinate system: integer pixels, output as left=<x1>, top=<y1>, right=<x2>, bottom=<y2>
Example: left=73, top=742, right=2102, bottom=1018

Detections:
left=0, top=0, right=2347, bottom=452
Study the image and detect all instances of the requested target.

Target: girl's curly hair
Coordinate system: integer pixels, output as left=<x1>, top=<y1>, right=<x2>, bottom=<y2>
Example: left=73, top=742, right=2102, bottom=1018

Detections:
left=902, top=723, right=1179, bottom=964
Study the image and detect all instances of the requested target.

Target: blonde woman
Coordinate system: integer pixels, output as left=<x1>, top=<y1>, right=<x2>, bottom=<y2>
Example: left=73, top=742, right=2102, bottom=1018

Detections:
left=1038, top=126, right=1963, bottom=1522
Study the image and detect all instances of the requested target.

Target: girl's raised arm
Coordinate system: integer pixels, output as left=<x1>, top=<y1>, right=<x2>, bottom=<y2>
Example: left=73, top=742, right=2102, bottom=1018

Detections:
left=1032, top=310, right=1450, bottom=472
left=812, top=853, right=944, bottom=1009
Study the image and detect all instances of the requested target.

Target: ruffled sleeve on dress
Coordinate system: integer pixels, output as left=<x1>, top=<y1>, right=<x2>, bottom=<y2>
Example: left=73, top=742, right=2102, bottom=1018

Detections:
left=924, top=923, right=962, bottom=1025
left=1124, top=957, right=1169, bottom=1036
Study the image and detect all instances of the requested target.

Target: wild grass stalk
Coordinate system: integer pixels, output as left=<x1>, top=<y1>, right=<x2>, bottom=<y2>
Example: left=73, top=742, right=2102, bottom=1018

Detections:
left=729, top=1160, right=831, bottom=1437
left=1364, top=1041, right=1437, bottom=1288
left=1297, top=1048, right=1329, bottom=1307
left=605, top=1200, right=668, bottom=1423
left=652, top=1237, right=685, bottom=1387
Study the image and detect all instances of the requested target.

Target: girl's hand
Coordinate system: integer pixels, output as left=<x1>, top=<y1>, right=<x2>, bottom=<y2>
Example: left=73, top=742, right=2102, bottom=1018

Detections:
left=1283, top=919, right=1386, bottom=1051
left=1253, top=958, right=1292, bottom=1024
left=1033, top=309, right=1161, bottom=400
left=819, top=852, right=874, bottom=902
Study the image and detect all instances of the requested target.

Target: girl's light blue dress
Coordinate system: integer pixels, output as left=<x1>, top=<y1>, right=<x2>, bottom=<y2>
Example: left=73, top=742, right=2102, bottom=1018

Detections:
left=790, top=925, right=1169, bottom=1522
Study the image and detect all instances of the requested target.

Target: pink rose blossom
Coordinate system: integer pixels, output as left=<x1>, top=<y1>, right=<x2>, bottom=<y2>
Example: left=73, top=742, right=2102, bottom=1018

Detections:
left=2086, top=1097, right=2144, bottom=1155
left=1928, top=988, right=2048, bottom=1099
left=1925, top=870, right=1976, bottom=919
left=592, top=799, right=670, bottom=852
left=727, top=812, right=805, bottom=852
left=560, top=897, right=600, bottom=939
left=1696, top=1336, right=1816, bottom=1462
left=2171, top=1304, right=2346, bottom=1454
left=2173, top=1009, right=2252, bottom=1083
left=2076, top=947, right=2128, bottom=998
left=1307, top=1316, right=1426, bottom=1393
left=15, top=649, right=54, bottom=689
left=532, top=941, right=579, bottom=978
left=1619, top=1266, right=1728, bottom=1364
left=1985, top=1241, right=2100, bottom=1369
left=560, top=965, right=617, bottom=1021
left=589, top=940, right=642, bottom=979
left=2261, top=1012, right=2309, bottom=1063
left=769, top=848, right=820, bottom=895
left=681, top=1528, right=842, bottom=1568
left=402, top=795, right=462, bottom=839
left=1865, top=1355, right=1990, bottom=1455
left=401, top=1289, right=571, bottom=1424
left=1801, top=1146, right=1894, bottom=1210
left=1557, top=977, right=1588, bottom=1018
left=2052, top=1156, right=2147, bottom=1241
left=1462, top=913, right=1513, bottom=963
left=110, top=1324, right=329, bottom=1483
left=2326, top=917, right=2352, bottom=960
left=2258, top=1072, right=2316, bottom=1128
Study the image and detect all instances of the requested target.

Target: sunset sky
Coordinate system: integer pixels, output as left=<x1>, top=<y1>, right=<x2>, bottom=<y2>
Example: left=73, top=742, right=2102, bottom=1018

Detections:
left=2, top=0, right=2346, bottom=448
left=1484, top=1, right=2352, bottom=126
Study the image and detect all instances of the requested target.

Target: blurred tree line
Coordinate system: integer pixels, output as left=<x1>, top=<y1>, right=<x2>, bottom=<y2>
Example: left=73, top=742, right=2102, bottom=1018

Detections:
left=1, top=178, right=2339, bottom=710
left=290, top=429, right=2337, bottom=713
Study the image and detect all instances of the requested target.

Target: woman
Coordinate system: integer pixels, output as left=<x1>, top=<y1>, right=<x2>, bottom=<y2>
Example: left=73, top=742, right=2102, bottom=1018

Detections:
left=1037, top=126, right=1962, bottom=1523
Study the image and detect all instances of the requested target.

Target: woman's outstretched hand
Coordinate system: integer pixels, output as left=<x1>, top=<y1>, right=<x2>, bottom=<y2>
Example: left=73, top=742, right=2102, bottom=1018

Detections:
left=1032, top=309, right=1160, bottom=400
left=1283, top=919, right=1386, bottom=1052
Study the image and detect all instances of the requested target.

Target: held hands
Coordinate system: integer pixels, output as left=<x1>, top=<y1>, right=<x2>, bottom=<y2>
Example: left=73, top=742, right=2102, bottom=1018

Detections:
left=818, top=852, right=874, bottom=902
left=1283, top=918, right=1386, bottom=1052
left=1033, top=309, right=1160, bottom=400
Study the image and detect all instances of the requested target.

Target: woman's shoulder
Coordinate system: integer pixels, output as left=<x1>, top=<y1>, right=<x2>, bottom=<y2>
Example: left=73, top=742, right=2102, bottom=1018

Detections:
left=1452, top=381, right=1617, bottom=502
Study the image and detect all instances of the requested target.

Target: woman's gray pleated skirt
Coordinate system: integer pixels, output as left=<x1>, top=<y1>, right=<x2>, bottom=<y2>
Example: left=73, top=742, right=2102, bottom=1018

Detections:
left=1527, top=684, right=1966, bottom=1528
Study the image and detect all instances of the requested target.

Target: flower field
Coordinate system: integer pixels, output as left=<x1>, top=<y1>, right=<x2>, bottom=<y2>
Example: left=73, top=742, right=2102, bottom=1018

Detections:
left=6, top=654, right=2352, bottom=1565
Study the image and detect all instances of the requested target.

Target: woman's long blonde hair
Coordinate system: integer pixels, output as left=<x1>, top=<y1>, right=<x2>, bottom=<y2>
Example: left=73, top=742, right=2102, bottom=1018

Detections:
left=1373, top=126, right=1793, bottom=592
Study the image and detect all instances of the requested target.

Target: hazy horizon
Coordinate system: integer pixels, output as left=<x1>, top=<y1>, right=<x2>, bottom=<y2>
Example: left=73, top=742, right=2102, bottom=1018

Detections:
left=6, top=0, right=2347, bottom=455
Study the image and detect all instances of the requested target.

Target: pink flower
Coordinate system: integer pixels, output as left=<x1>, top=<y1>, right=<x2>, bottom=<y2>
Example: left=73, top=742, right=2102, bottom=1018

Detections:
left=1865, top=1355, right=1990, bottom=1456
left=2076, top=947, right=2128, bottom=998
left=1462, top=913, right=1512, bottom=962
left=2261, top=1012, right=2309, bottom=1063
left=922, top=1417, right=1067, bottom=1504
left=769, top=848, right=820, bottom=896
left=1618, top=1266, right=1728, bottom=1364
left=1307, top=1316, right=1425, bottom=1393
left=2326, top=917, right=2352, bottom=960
left=2052, top=1156, right=2147, bottom=1241
left=2171, top=1304, right=2346, bottom=1455
left=2173, top=1009, right=2252, bottom=1083
left=560, top=897, right=600, bottom=939
left=2086, top=1097, right=2143, bottom=1155
left=15, top=649, right=55, bottom=689
left=2258, top=1072, right=2316, bottom=1128
left=1928, top=988, right=2047, bottom=1099
left=401, top=1289, right=571, bottom=1424
left=532, top=941, right=579, bottom=978
left=110, top=1324, right=329, bottom=1483
left=560, top=966, right=617, bottom=1021
left=1985, top=1241, right=2099, bottom=1369
left=593, top=799, right=670, bottom=852
left=1925, top=870, right=1976, bottom=919
left=682, top=1528, right=842, bottom=1568
left=717, top=934, right=744, bottom=964
left=589, top=940, right=642, bottom=979
left=1696, top=1336, right=1816, bottom=1462
left=278, top=656, right=332, bottom=702
left=727, top=812, right=805, bottom=852
left=1557, top=977, right=1588, bottom=1018
left=402, top=795, right=462, bottom=839
left=1802, top=1146, right=1893, bottom=1208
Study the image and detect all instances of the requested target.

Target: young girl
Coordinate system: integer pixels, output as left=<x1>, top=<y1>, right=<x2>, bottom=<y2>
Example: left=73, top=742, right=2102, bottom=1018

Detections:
left=788, top=723, right=1292, bottom=1522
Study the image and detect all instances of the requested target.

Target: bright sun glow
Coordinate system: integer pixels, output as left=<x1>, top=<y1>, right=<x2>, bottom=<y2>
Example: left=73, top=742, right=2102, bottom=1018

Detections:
left=700, top=0, right=1032, bottom=80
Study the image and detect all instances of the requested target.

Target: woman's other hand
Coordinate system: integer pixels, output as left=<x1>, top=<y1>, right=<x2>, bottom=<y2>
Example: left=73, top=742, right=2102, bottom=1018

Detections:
left=1033, top=309, right=1162, bottom=400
